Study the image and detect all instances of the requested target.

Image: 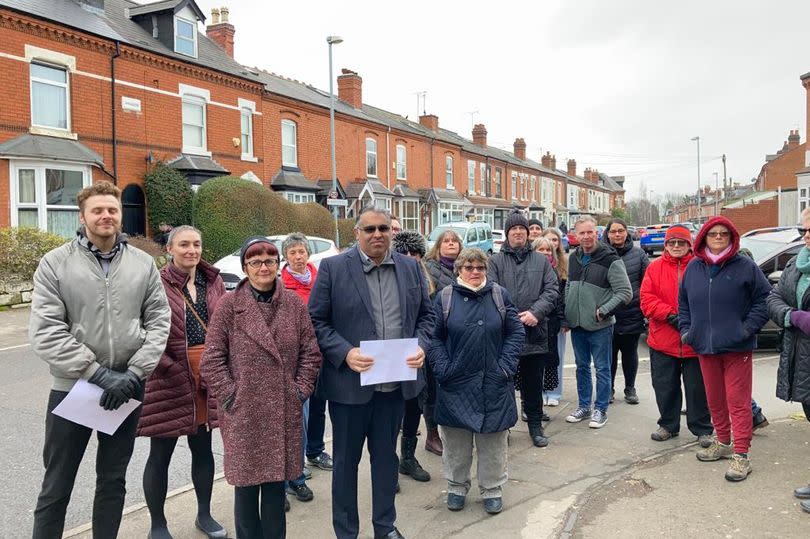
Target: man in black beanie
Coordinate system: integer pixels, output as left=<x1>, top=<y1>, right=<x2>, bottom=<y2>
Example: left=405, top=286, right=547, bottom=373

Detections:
left=487, top=210, right=558, bottom=447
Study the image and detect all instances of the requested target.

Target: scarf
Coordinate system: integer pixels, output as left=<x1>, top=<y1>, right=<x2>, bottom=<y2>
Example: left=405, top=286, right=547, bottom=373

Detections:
left=287, top=265, right=312, bottom=286
left=440, top=256, right=456, bottom=271
left=704, top=245, right=732, bottom=264
left=545, top=252, right=557, bottom=269
left=796, top=246, right=810, bottom=274
left=457, top=276, right=487, bottom=292
left=77, top=226, right=127, bottom=275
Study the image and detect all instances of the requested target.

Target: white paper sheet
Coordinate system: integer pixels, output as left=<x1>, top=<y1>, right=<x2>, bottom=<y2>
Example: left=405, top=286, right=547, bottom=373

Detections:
left=51, top=379, right=142, bottom=435
left=359, top=338, right=419, bottom=386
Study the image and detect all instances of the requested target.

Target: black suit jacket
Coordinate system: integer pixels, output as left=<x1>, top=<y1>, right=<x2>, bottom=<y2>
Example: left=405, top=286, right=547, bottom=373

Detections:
left=308, top=246, right=436, bottom=405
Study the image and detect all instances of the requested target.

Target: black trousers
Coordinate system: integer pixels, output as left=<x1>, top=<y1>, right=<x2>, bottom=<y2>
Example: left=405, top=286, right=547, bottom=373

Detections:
left=306, top=393, right=327, bottom=459
left=423, top=363, right=437, bottom=429
left=233, top=481, right=286, bottom=539
left=519, top=355, right=544, bottom=427
left=611, top=333, right=640, bottom=391
left=650, top=349, right=713, bottom=436
left=329, top=391, right=404, bottom=539
left=402, top=397, right=422, bottom=438
left=32, top=389, right=142, bottom=539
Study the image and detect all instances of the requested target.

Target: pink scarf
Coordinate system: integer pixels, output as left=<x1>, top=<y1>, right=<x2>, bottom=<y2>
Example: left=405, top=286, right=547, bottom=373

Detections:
left=704, top=245, right=732, bottom=264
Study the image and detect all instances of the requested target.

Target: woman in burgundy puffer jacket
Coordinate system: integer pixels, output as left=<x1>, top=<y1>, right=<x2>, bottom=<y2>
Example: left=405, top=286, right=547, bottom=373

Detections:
left=137, top=225, right=227, bottom=539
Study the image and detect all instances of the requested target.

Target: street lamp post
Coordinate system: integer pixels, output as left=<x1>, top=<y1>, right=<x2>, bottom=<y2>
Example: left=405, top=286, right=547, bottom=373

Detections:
left=691, top=136, right=701, bottom=223
left=327, top=35, right=343, bottom=247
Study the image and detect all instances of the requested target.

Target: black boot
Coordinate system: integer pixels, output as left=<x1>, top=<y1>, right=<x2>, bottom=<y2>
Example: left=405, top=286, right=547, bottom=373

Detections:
left=399, top=436, right=431, bottom=481
left=529, top=424, right=549, bottom=448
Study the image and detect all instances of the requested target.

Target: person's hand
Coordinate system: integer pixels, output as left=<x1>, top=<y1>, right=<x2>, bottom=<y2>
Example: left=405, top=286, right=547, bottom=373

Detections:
left=519, top=311, right=539, bottom=327
left=666, top=314, right=679, bottom=329
left=596, top=308, right=605, bottom=322
left=89, top=367, right=139, bottom=402
left=346, top=348, right=374, bottom=373
left=98, top=390, right=127, bottom=410
left=405, top=346, right=425, bottom=369
left=790, top=310, right=810, bottom=335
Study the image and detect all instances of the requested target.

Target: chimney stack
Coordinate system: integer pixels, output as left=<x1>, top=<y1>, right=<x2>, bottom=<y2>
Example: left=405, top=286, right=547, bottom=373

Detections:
left=419, top=114, right=438, bottom=131
left=789, top=129, right=801, bottom=149
left=472, top=124, right=487, bottom=147
left=513, top=138, right=526, bottom=160
left=550, top=154, right=557, bottom=170
left=337, top=68, right=363, bottom=109
left=567, top=159, right=576, bottom=176
left=206, top=6, right=236, bottom=58
left=541, top=151, right=552, bottom=168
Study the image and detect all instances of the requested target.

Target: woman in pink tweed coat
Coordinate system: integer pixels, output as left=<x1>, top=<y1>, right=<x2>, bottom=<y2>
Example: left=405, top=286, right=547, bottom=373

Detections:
left=201, top=237, right=322, bottom=539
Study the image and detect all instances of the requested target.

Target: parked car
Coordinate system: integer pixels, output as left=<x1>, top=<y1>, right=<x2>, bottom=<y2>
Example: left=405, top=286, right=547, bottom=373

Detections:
left=627, top=226, right=639, bottom=241
left=739, top=227, right=804, bottom=348
left=427, top=221, right=494, bottom=254
left=492, top=229, right=504, bottom=253
left=640, top=223, right=672, bottom=255
left=566, top=229, right=579, bottom=251
left=596, top=225, right=606, bottom=242
left=214, top=234, right=340, bottom=290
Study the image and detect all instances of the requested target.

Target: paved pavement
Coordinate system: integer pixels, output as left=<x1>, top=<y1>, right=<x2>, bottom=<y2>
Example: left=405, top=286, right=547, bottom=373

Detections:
left=4, top=306, right=808, bottom=538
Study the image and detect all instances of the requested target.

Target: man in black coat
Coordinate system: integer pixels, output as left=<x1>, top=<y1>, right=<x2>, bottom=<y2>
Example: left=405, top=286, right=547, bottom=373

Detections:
left=308, top=206, right=436, bottom=539
left=487, top=210, right=558, bottom=447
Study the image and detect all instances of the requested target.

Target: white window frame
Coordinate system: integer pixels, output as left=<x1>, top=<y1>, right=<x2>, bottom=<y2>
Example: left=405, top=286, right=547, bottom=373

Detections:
left=366, top=138, right=378, bottom=178
left=480, top=163, right=486, bottom=195
left=445, top=156, right=454, bottom=189
left=174, top=15, right=198, bottom=58
left=495, top=167, right=502, bottom=198
left=9, top=160, right=91, bottom=237
left=30, top=61, right=71, bottom=133
left=438, top=201, right=465, bottom=225
left=284, top=192, right=316, bottom=204
left=801, top=187, right=809, bottom=214
left=398, top=198, right=420, bottom=233
left=511, top=172, right=518, bottom=200
left=281, top=119, right=298, bottom=167
left=396, top=144, right=407, bottom=180
left=239, top=107, right=254, bottom=160
left=467, top=160, right=476, bottom=195
left=181, top=93, right=209, bottom=156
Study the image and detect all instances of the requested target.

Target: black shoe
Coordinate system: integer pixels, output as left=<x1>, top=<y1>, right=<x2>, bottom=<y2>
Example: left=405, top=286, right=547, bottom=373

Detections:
left=529, top=424, right=549, bottom=448
left=447, top=493, right=466, bottom=511
left=147, top=527, right=174, bottom=539
left=195, top=516, right=226, bottom=539
left=794, top=485, right=810, bottom=499
left=801, top=500, right=810, bottom=514
left=484, top=497, right=503, bottom=514
left=399, top=436, right=431, bottom=481
left=375, top=527, right=405, bottom=539
left=284, top=495, right=290, bottom=512
left=753, top=411, right=769, bottom=431
left=624, top=388, right=639, bottom=405
left=541, top=411, right=551, bottom=422
left=395, top=482, right=401, bottom=494
left=286, top=482, right=314, bottom=502
left=609, top=390, right=615, bottom=404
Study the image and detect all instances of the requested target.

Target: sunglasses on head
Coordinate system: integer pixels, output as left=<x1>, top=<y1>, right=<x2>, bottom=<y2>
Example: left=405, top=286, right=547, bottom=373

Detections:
left=358, top=224, right=391, bottom=234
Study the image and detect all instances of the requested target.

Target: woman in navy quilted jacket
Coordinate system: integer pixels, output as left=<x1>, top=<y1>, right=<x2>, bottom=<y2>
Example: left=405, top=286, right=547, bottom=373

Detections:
left=138, top=226, right=227, bottom=539
left=427, top=248, right=524, bottom=516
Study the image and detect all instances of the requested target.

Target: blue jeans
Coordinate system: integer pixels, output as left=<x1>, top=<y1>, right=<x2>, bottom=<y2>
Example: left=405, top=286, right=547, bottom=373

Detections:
left=287, top=399, right=310, bottom=488
left=544, top=332, right=567, bottom=401
left=571, top=326, right=613, bottom=412
left=751, top=398, right=761, bottom=416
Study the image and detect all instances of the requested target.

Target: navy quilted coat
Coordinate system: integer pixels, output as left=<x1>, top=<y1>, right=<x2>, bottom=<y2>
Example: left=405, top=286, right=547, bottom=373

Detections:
left=427, top=282, right=525, bottom=433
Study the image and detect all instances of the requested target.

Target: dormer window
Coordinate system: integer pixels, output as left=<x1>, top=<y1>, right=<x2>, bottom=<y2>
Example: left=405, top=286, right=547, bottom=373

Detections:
left=174, top=16, right=197, bottom=57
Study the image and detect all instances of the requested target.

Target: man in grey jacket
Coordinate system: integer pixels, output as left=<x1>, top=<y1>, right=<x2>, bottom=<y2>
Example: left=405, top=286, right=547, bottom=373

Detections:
left=564, top=216, right=632, bottom=429
left=487, top=210, right=558, bottom=447
left=29, top=181, right=170, bottom=539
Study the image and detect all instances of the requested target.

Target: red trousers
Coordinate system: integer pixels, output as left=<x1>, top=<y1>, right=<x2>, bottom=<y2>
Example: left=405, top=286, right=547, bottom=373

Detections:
left=698, top=351, right=753, bottom=454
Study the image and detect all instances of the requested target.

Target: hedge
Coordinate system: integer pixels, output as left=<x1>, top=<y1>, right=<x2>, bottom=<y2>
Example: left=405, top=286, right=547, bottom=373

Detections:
left=0, top=227, right=67, bottom=282
left=144, top=163, right=194, bottom=233
left=337, top=218, right=355, bottom=248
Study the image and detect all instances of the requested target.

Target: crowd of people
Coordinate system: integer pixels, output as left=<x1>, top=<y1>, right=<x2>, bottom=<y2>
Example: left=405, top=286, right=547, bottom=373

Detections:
left=26, top=180, right=810, bottom=539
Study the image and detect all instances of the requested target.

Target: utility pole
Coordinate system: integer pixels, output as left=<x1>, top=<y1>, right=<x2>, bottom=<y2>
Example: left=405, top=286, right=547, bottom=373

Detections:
left=722, top=154, right=728, bottom=197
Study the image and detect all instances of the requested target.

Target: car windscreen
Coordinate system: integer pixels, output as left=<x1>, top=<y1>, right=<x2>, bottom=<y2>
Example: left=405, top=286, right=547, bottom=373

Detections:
left=739, top=237, right=785, bottom=263
left=428, top=226, right=465, bottom=241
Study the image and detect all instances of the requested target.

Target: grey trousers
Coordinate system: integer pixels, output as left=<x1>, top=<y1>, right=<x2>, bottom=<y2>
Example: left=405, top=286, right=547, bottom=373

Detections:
left=440, top=426, right=508, bottom=499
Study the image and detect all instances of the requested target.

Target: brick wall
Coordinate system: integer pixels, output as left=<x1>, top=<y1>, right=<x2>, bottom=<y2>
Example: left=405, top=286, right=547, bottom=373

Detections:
left=720, top=198, right=779, bottom=234
left=759, top=143, right=806, bottom=191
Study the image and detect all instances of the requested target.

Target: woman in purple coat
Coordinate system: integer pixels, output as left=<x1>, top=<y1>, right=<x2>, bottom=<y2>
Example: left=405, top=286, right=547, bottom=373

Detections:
left=137, top=225, right=226, bottom=539
left=201, top=237, right=322, bottom=539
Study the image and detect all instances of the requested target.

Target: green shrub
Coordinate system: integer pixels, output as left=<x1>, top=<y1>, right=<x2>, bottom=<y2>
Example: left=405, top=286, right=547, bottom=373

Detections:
left=291, top=203, right=338, bottom=240
left=0, top=227, right=67, bottom=282
left=337, top=218, right=355, bottom=248
left=144, top=163, right=194, bottom=233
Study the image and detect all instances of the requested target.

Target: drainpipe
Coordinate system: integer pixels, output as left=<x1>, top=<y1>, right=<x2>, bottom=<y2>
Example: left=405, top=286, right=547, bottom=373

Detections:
left=110, top=41, right=120, bottom=184
left=428, top=137, right=435, bottom=230
left=386, top=126, right=391, bottom=190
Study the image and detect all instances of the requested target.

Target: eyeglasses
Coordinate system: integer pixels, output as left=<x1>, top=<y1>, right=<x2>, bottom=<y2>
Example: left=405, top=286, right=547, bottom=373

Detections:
left=246, top=259, right=279, bottom=269
left=461, top=265, right=487, bottom=273
left=666, top=239, right=689, bottom=247
left=706, top=231, right=730, bottom=238
left=358, top=224, right=391, bottom=234
left=797, top=227, right=810, bottom=236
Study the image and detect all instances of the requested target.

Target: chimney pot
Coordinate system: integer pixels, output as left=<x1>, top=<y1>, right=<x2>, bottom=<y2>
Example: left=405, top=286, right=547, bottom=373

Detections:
left=206, top=6, right=236, bottom=58
left=220, top=6, right=229, bottom=23
left=211, top=7, right=220, bottom=24
left=541, top=151, right=551, bottom=168
left=472, top=124, right=487, bottom=147
left=337, top=69, right=363, bottom=109
left=550, top=154, right=557, bottom=170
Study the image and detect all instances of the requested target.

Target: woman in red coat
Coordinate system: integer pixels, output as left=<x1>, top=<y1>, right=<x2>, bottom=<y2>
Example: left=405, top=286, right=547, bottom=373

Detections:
left=201, top=237, right=322, bottom=539
left=640, top=224, right=713, bottom=448
left=137, top=225, right=227, bottom=539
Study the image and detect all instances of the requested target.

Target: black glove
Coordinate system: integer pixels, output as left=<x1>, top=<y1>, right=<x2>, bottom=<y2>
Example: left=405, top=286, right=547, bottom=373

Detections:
left=99, top=390, right=127, bottom=411
left=89, top=367, right=140, bottom=402
left=666, top=314, right=679, bottom=329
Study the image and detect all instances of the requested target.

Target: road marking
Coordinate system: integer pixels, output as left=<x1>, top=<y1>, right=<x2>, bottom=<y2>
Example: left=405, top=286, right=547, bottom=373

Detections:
left=0, top=343, right=30, bottom=352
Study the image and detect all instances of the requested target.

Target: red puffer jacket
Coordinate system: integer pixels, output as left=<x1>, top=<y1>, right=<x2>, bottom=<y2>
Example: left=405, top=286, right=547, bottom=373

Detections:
left=280, top=263, right=317, bottom=305
left=640, top=250, right=697, bottom=358
left=137, top=259, right=226, bottom=437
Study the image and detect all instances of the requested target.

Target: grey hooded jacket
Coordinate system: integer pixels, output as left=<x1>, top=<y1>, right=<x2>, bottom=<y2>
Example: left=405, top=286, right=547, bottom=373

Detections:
left=29, top=238, right=171, bottom=391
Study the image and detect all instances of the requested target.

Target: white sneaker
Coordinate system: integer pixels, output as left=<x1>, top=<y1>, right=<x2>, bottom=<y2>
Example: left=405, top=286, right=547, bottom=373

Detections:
left=547, top=398, right=560, bottom=407
left=566, top=407, right=591, bottom=423
left=588, top=409, right=608, bottom=429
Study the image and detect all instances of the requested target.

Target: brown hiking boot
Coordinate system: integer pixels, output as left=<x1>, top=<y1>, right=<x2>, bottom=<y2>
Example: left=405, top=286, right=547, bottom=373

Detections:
left=725, top=454, right=752, bottom=482
left=425, top=427, right=443, bottom=456
left=696, top=440, right=733, bottom=462
left=650, top=427, right=678, bottom=442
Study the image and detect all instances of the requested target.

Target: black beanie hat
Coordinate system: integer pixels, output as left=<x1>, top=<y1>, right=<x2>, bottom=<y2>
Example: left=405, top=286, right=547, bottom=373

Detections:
left=392, top=230, right=427, bottom=258
left=504, top=210, right=530, bottom=235
left=240, top=236, right=275, bottom=266
left=528, top=218, right=543, bottom=229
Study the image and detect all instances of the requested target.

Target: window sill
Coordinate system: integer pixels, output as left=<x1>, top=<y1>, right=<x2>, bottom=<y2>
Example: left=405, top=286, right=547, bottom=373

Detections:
left=29, top=126, right=77, bottom=140
left=241, top=155, right=259, bottom=163
left=182, top=148, right=212, bottom=157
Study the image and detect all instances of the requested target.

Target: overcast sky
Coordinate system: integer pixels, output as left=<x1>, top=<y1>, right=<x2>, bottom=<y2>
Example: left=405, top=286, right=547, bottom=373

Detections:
left=192, top=0, right=810, bottom=201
